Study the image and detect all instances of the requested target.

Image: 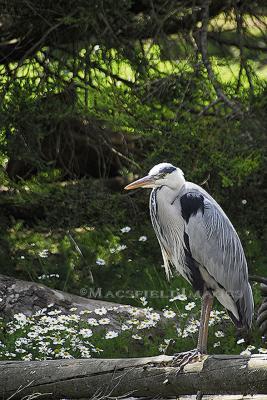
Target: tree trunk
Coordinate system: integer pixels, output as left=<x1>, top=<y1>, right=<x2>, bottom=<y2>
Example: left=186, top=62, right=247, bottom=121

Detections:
left=1, top=354, right=267, bottom=399
left=0, top=274, right=142, bottom=329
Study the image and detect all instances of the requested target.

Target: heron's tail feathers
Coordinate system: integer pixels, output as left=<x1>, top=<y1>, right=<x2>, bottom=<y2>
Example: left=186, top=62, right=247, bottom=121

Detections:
left=229, top=282, right=254, bottom=330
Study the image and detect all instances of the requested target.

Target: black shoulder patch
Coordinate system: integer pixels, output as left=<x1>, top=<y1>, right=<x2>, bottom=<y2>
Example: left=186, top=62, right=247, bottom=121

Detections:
left=180, top=192, right=205, bottom=223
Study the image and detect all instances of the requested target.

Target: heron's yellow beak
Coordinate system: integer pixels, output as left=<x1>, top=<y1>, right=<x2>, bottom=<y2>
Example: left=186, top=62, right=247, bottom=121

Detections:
left=124, top=175, right=155, bottom=190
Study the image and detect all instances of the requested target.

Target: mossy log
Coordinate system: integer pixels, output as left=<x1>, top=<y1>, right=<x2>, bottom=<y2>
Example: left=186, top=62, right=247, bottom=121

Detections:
left=1, top=354, right=267, bottom=399
left=0, top=274, right=140, bottom=329
left=0, top=274, right=172, bottom=336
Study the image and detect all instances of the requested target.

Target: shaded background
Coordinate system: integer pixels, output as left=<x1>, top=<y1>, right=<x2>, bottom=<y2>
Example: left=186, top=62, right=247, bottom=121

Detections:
left=0, top=0, right=266, bottom=355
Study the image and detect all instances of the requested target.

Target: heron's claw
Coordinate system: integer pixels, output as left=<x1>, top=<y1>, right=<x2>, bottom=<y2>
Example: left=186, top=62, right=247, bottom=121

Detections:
left=171, top=349, right=203, bottom=373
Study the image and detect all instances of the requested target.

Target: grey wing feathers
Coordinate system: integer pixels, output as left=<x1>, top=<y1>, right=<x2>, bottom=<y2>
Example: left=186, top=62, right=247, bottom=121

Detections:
left=180, top=188, right=254, bottom=329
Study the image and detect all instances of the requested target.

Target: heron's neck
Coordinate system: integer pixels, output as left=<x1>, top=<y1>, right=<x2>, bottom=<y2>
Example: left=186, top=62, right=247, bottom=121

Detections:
left=156, top=181, right=185, bottom=204
left=165, top=169, right=186, bottom=191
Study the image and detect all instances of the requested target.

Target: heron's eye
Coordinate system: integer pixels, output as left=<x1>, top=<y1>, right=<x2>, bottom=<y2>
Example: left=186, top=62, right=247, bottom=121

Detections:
left=157, top=173, right=167, bottom=179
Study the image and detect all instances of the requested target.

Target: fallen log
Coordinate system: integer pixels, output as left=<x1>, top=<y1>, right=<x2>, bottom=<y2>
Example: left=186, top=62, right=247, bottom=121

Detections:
left=0, top=274, right=141, bottom=329
left=175, top=397, right=266, bottom=400
left=1, top=354, right=267, bottom=400
left=144, top=397, right=267, bottom=400
left=0, top=273, right=129, bottom=317
left=0, top=274, right=174, bottom=337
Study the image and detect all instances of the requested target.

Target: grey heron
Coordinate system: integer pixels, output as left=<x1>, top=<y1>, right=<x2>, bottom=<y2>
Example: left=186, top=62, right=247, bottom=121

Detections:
left=125, top=163, right=254, bottom=365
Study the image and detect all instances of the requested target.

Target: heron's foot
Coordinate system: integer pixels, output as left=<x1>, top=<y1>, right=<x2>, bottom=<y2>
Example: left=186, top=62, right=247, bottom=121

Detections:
left=171, top=348, right=204, bottom=372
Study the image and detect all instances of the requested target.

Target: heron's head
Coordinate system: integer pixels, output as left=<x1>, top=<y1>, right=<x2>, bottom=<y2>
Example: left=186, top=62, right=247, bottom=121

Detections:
left=124, top=163, right=185, bottom=191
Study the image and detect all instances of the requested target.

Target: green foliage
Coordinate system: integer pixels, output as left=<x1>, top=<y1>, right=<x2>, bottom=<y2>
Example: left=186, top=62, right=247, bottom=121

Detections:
left=0, top=1, right=266, bottom=362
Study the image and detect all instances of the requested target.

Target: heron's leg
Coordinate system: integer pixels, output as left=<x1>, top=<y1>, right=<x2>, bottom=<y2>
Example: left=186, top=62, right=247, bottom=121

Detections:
left=171, top=290, right=213, bottom=370
left=197, top=290, right=213, bottom=354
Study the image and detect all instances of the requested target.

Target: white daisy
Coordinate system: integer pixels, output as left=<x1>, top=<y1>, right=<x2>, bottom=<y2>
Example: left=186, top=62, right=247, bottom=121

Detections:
left=79, top=328, right=93, bottom=338
left=258, top=348, right=267, bottom=353
left=105, top=331, right=119, bottom=339
left=39, top=249, right=49, bottom=258
left=185, top=302, right=196, bottom=311
left=96, top=258, right=105, bottom=266
left=116, top=244, right=127, bottom=251
left=120, top=226, right=131, bottom=233
left=146, top=312, right=161, bottom=321
left=132, top=334, right=142, bottom=340
left=98, top=318, right=110, bottom=325
left=215, top=330, right=225, bottom=338
left=140, top=297, right=148, bottom=306
left=185, top=324, right=198, bottom=334
left=94, top=307, right=107, bottom=315
left=169, top=294, right=187, bottom=302
left=163, top=309, right=176, bottom=319
left=87, top=318, right=99, bottom=326
left=138, top=236, right=147, bottom=242
left=121, top=324, right=131, bottom=331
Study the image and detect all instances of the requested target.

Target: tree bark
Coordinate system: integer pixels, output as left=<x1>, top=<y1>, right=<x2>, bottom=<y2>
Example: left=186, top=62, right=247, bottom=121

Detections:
left=1, top=354, right=267, bottom=399
left=0, top=274, right=141, bottom=329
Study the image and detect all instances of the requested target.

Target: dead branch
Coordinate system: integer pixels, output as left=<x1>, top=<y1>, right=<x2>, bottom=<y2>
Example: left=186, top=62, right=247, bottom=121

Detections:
left=1, top=354, right=267, bottom=399
left=194, top=0, right=243, bottom=116
left=0, top=274, right=137, bottom=329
